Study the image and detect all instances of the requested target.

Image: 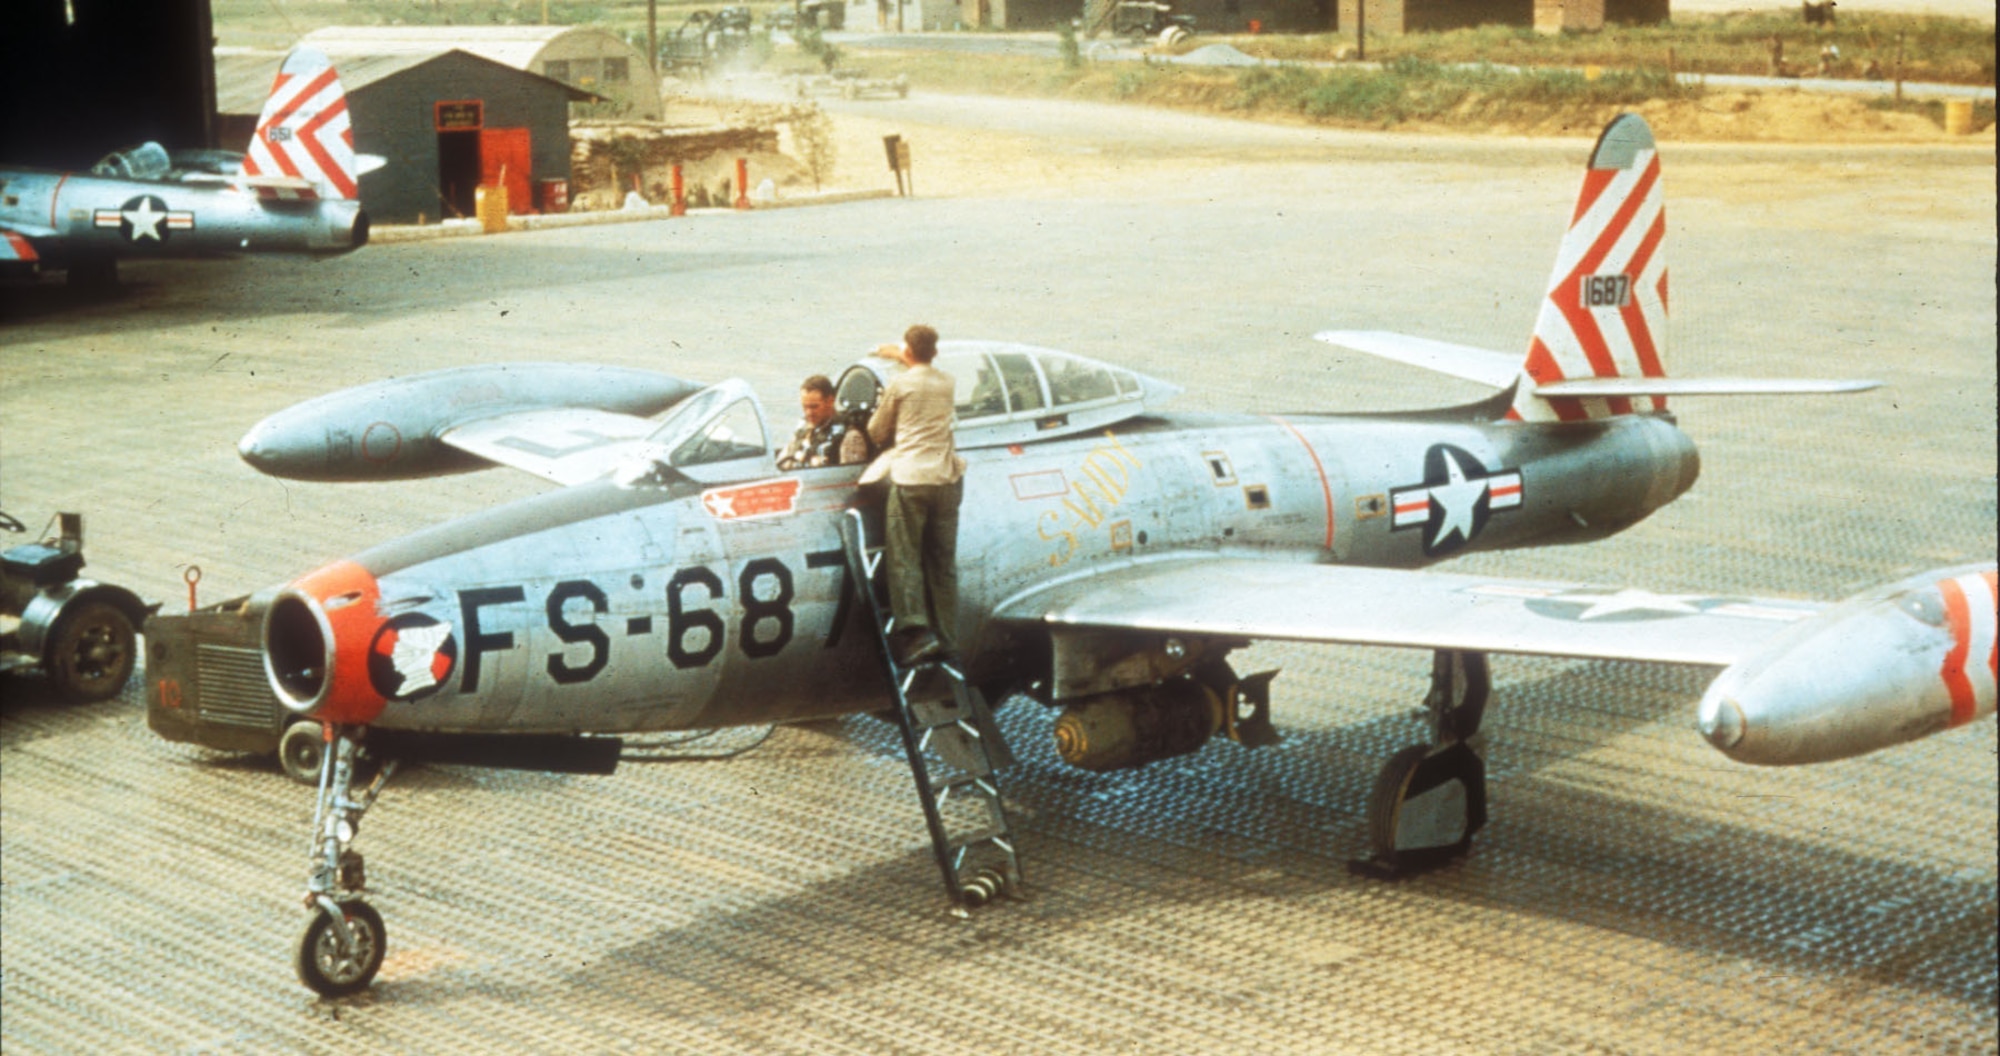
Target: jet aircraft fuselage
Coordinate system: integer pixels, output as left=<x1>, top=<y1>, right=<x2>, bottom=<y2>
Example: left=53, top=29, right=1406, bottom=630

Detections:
left=263, top=407, right=1698, bottom=736
left=0, top=166, right=367, bottom=263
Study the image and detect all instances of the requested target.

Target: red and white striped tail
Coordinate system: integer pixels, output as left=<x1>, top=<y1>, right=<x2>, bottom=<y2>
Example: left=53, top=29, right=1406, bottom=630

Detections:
left=242, top=49, right=359, bottom=202
left=1511, top=114, right=1669, bottom=423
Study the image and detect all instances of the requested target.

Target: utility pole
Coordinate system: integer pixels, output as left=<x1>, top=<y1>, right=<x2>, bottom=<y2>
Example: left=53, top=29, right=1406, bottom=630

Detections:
left=1356, top=0, right=1365, bottom=62
left=648, top=0, right=658, bottom=72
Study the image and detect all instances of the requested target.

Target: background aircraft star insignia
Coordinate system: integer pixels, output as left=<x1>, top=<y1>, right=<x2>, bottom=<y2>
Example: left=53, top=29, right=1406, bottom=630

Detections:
left=91, top=194, right=194, bottom=243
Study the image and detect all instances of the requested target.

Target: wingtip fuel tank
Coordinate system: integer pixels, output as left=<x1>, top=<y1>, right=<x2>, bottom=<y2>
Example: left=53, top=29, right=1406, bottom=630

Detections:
left=238, top=363, right=702, bottom=481
left=1698, top=565, right=1996, bottom=765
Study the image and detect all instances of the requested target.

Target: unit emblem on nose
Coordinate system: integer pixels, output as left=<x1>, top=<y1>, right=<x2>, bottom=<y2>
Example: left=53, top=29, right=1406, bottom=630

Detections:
left=1390, top=444, right=1523, bottom=556
left=701, top=477, right=802, bottom=521
left=368, top=614, right=458, bottom=700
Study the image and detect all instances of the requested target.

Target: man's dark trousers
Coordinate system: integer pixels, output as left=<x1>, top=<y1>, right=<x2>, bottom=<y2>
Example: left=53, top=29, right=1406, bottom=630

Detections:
left=886, top=478, right=962, bottom=647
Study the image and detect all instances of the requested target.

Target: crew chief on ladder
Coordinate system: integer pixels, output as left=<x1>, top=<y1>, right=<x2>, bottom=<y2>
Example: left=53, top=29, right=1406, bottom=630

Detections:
left=864, top=325, right=964, bottom=667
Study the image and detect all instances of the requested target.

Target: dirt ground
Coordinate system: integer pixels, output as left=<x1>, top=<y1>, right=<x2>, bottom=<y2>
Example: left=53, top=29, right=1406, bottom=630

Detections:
left=671, top=73, right=1993, bottom=209
left=781, top=88, right=1993, bottom=207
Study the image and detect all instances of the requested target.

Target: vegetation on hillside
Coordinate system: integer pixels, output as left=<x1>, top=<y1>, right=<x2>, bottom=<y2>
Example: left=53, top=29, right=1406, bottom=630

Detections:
left=210, top=3, right=1992, bottom=135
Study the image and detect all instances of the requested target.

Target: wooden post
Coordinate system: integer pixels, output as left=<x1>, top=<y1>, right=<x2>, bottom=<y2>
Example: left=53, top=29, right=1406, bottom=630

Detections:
left=1893, top=32, right=1905, bottom=101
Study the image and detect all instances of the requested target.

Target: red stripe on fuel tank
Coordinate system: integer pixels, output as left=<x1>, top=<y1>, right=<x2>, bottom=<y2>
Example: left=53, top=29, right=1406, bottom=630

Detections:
left=1936, top=573, right=1997, bottom=728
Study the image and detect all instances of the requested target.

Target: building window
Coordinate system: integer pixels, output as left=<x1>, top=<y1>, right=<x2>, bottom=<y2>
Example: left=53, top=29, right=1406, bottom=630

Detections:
left=544, top=59, right=571, bottom=81
left=603, top=57, right=628, bottom=82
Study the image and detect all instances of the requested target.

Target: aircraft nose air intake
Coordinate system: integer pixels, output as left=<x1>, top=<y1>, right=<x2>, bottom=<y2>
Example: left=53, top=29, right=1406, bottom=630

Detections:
left=263, top=560, right=389, bottom=725
left=266, top=590, right=332, bottom=713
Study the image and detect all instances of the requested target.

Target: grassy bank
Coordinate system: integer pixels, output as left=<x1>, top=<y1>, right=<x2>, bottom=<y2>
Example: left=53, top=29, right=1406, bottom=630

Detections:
left=808, top=48, right=1998, bottom=136
left=1239, top=12, right=1994, bottom=86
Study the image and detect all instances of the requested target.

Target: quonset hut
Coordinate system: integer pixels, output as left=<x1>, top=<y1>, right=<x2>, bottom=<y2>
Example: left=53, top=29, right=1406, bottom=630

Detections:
left=216, top=47, right=594, bottom=224
left=297, top=26, right=662, bottom=121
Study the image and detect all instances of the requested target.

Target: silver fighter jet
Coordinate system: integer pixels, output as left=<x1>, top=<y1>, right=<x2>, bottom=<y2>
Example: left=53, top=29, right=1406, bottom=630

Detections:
left=0, top=49, right=371, bottom=288
left=226, top=115, right=1993, bottom=996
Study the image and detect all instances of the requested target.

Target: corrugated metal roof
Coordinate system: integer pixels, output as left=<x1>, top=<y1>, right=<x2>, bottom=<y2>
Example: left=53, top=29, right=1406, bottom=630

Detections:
left=213, top=47, right=600, bottom=116
left=297, top=25, right=629, bottom=70
left=212, top=50, right=288, bottom=115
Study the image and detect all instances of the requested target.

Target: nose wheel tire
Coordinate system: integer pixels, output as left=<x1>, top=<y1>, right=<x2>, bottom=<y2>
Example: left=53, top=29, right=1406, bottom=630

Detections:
left=278, top=721, right=327, bottom=785
left=295, top=900, right=386, bottom=998
left=47, top=601, right=137, bottom=704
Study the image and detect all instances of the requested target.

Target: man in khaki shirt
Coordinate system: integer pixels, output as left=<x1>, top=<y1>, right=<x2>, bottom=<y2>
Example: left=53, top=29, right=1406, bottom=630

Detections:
left=865, top=324, right=966, bottom=666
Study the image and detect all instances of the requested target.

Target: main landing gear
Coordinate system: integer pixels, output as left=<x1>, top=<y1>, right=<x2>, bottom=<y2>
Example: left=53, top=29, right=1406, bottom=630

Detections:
left=1349, top=650, right=1491, bottom=879
left=295, top=727, right=398, bottom=997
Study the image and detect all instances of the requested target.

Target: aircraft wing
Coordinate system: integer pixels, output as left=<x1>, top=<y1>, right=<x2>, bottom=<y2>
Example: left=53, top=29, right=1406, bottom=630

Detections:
left=439, top=408, right=659, bottom=486
left=993, top=557, right=1825, bottom=666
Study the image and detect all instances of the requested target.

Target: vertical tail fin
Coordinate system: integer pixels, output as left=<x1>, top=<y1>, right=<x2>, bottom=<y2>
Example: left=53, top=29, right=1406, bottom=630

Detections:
left=1512, top=114, right=1669, bottom=422
left=242, top=49, right=359, bottom=202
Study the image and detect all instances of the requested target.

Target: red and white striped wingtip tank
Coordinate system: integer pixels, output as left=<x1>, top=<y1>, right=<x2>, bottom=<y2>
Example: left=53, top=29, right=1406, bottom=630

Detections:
left=1699, top=565, right=1998, bottom=765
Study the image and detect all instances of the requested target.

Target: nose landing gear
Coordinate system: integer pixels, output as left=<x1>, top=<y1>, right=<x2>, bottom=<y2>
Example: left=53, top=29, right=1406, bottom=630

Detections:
left=1349, top=650, right=1491, bottom=879
left=295, top=727, right=398, bottom=997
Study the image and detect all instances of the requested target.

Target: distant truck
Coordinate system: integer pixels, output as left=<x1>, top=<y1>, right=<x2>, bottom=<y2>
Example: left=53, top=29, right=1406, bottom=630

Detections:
left=144, top=588, right=326, bottom=784
left=1, top=512, right=151, bottom=704
left=659, top=7, right=759, bottom=76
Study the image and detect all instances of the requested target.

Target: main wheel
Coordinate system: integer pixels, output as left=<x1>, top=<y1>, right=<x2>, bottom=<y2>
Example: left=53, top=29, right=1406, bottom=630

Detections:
left=279, top=721, right=327, bottom=785
left=47, top=601, right=137, bottom=704
left=295, top=900, right=386, bottom=998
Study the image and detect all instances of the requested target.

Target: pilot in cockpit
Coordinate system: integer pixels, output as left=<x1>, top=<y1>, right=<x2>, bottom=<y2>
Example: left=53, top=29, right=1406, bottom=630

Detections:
left=776, top=374, right=870, bottom=470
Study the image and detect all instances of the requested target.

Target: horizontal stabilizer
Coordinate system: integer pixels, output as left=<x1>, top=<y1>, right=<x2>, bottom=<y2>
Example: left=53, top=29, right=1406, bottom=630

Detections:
left=1314, top=330, right=1519, bottom=390
left=1536, top=377, right=1881, bottom=398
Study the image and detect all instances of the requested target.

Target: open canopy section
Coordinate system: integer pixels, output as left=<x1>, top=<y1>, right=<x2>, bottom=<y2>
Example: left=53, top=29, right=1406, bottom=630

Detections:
left=836, top=341, right=1181, bottom=450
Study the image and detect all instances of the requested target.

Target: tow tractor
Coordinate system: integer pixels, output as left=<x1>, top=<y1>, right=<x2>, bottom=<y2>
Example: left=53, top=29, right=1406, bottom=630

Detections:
left=145, top=583, right=330, bottom=784
left=1, top=511, right=150, bottom=704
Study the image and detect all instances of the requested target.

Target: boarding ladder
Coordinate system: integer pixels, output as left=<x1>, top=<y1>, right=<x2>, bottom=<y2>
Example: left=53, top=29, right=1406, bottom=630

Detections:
left=840, top=508, right=1022, bottom=907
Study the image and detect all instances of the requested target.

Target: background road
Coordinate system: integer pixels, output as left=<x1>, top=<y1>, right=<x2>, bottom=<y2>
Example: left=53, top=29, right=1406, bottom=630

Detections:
left=2, top=104, right=1994, bottom=1053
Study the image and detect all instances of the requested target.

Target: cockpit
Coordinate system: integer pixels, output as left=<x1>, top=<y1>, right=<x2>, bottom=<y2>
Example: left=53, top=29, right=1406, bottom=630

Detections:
left=834, top=341, right=1181, bottom=450
left=611, top=344, right=1178, bottom=489
left=91, top=143, right=173, bottom=181
left=615, top=378, right=772, bottom=487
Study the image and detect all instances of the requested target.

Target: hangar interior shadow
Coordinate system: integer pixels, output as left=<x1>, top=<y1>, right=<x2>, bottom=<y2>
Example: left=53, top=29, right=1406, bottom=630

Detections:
left=339, top=656, right=1994, bottom=1027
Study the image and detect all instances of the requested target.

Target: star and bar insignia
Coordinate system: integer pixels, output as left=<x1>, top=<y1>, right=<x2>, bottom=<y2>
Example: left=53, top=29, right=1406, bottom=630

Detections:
left=92, top=195, right=195, bottom=244
left=1390, top=444, right=1523, bottom=556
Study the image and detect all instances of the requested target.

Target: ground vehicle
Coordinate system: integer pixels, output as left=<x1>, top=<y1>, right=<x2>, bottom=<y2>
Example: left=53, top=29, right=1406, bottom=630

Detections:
left=767, top=0, right=844, bottom=33
left=145, top=588, right=327, bottom=783
left=1, top=511, right=150, bottom=704
left=1110, top=0, right=1194, bottom=45
left=659, top=7, right=758, bottom=76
